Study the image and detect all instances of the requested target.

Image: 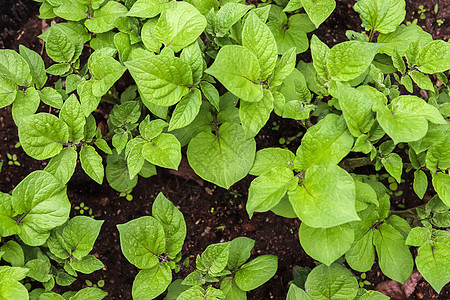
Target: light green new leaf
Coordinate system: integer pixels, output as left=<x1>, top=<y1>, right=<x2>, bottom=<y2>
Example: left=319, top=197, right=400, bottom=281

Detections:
left=378, top=24, right=432, bottom=57
left=12, top=88, right=40, bottom=127
left=45, top=26, right=75, bottom=63
left=106, top=150, right=138, bottom=193
left=381, top=153, right=402, bottom=183
left=62, top=216, right=104, bottom=260
left=373, top=223, right=414, bottom=283
left=432, top=172, right=450, bottom=207
left=294, top=114, right=353, bottom=171
left=284, top=0, right=303, bottom=12
left=310, top=34, right=330, bottom=79
left=117, top=216, right=166, bottom=269
left=59, top=95, right=85, bottom=143
left=354, top=0, right=405, bottom=34
left=126, top=138, right=146, bottom=180
left=132, top=264, right=172, bottom=300
left=39, top=87, right=63, bottom=109
left=305, top=263, right=359, bottom=300
left=19, top=113, right=69, bottom=160
left=197, top=243, right=230, bottom=275
left=301, top=0, right=336, bottom=28
left=155, top=2, right=207, bottom=52
left=0, top=76, right=17, bottom=109
left=19, top=45, right=46, bottom=88
left=287, top=285, right=311, bottom=300
left=69, top=287, right=107, bottom=300
left=299, top=223, right=354, bottom=266
left=390, top=95, right=446, bottom=125
left=0, top=241, right=24, bottom=267
left=84, top=1, right=128, bottom=33
left=410, top=70, right=434, bottom=91
left=247, top=167, right=296, bottom=217
left=215, top=3, right=250, bottom=37
left=220, top=277, right=246, bottom=300
left=78, top=80, right=101, bottom=117
left=141, top=18, right=162, bottom=53
left=152, top=193, right=186, bottom=259
left=142, top=133, right=181, bottom=170
left=69, top=254, right=104, bottom=274
left=242, top=11, right=278, bottom=80
left=405, top=227, right=431, bottom=247
left=235, top=255, right=278, bottom=291
left=413, top=170, right=427, bottom=199
left=187, top=122, right=256, bottom=189
left=416, top=242, right=450, bottom=293
left=239, top=89, right=274, bottom=138
left=44, top=147, right=77, bottom=185
left=327, top=41, right=381, bottom=81
left=269, top=47, right=296, bottom=87
left=50, top=0, right=87, bottom=21
left=169, top=88, right=202, bottom=131
left=426, top=135, right=450, bottom=172
left=250, top=147, right=295, bottom=176
left=126, top=55, right=192, bottom=107
left=12, top=171, right=70, bottom=246
left=200, top=81, right=220, bottom=111
left=227, top=237, right=255, bottom=271
left=139, top=117, right=168, bottom=141
left=289, top=163, right=359, bottom=228
left=0, top=49, right=32, bottom=87
left=206, top=45, right=263, bottom=103
left=80, top=145, right=104, bottom=184
left=127, top=0, right=168, bottom=18
left=0, top=193, right=19, bottom=237
left=180, top=41, right=203, bottom=85
left=345, top=229, right=375, bottom=272
left=416, top=40, right=450, bottom=74
left=0, top=279, right=29, bottom=300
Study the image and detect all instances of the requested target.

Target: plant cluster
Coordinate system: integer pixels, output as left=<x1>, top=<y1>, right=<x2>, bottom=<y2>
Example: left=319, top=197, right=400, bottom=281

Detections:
left=0, top=0, right=449, bottom=298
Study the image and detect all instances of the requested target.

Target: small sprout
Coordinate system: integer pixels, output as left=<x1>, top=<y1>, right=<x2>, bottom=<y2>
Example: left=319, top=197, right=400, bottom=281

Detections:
left=394, top=191, right=403, bottom=197
left=388, top=176, right=395, bottom=183
left=126, top=194, right=133, bottom=201
left=361, top=273, right=366, bottom=280
left=363, top=280, right=371, bottom=286
left=389, top=182, right=398, bottom=191
left=279, top=137, right=286, bottom=145
left=14, top=142, right=21, bottom=148
left=210, top=207, right=215, bottom=213
left=183, top=257, right=190, bottom=268
left=97, top=280, right=105, bottom=288
left=437, top=19, right=444, bottom=26
left=434, top=3, right=438, bottom=14
left=86, top=280, right=93, bottom=287
left=216, top=225, right=226, bottom=230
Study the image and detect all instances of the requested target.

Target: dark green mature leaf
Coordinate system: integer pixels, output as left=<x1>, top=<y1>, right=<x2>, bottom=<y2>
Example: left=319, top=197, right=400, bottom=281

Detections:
left=132, top=264, right=172, bottom=300
left=187, top=122, right=256, bottom=189
left=152, top=193, right=186, bottom=259
left=289, top=163, right=359, bottom=228
left=117, top=216, right=166, bottom=269
left=235, top=255, right=278, bottom=291
left=206, top=45, right=263, bottom=102
left=294, top=114, right=353, bottom=171
left=299, top=223, right=354, bottom=266
left=354, top=0, right=405, bottom=34
left=12, top=171, right=70, bottom=246
left=155, top=1, right=207, bottom=52
left=126, top=55, right=192, bottom=107
left=19, top=113, right=69, bottom=160
left=305, top=263, right=359, bottom=300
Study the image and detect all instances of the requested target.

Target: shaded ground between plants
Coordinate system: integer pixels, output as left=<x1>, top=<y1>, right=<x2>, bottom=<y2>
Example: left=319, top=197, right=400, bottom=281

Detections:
left=1, top=1, right=449, bottom=299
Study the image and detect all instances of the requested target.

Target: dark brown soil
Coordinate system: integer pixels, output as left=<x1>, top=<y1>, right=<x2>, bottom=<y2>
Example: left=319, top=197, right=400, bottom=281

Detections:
left=1, top=1, right=449, bottom=299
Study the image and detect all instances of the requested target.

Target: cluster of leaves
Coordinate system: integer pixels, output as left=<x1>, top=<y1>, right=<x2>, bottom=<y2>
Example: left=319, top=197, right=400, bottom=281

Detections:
left=0, top=0, right=449, bottom=298
left=118, top=193, right=278, bottom=299
left=0, top=171, right=106, bottom=299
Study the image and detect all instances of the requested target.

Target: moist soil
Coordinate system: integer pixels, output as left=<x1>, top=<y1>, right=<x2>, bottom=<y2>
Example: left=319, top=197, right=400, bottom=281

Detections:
left=1, top=1, right=450, bottom=299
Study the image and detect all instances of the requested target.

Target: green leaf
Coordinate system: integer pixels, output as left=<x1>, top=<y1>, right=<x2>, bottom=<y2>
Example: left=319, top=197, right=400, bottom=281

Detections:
left=0, top=266, right=29, bottom=281
left=39, top=87, right=63, bottom=109
left=250, top=147, right=295, bottom=176
left=132, top=264, right=172, bottom=300
left=247, top=167, right=296, bottom=217
left=426, top=136, right=450, bottom=172
left=44, top=147, right=78, bottom=185
left=239, top=89, right=274, bottom=138
left=110, top=101, right=141, bottom=127
left=242, top=11, right=278, bottom=80
left=269, top=47, right=296, bottom=87
left=19, top=113, right=69, bottom=160
left=327, top=41, right=381, bottom=81
left=220, top=277, right=246, bottom=300
left=432, top=172, right=450, bottom=207
left=196, top=243, right=230, bottom=275
left=186, top=0, right=218, bottom=15
left=405, top=227, right=431, bottom=247
left=155, top=2, right=207, bottom=53
left=305, top=263, right=359, bottom=300
left=25, top=258, right=52, bottom=282
left=206, top=45, right=263, bottom=102
left=12, top=171, right=70, bottom=246
left=284, top=0, right=303, bottom=12
left=152, top=193, right=186, bottom=259
left=106, top=150, right=138, bottom=193
left=126, top=0, right=168, bottom=18
left=227, top=237, right=255, bottom=270
left=215, top=3, right=250, bottom=37
left=0, top=241, right=24, bottom=266
left=141, top=18, right=162, bottom=53
left=169, top=88, right=202, bottom=131
left=287, top=284, right=311, bottom=300
left=139, top=117, right=167, bottom=141
left=69, top=254, right=104, bottom=274
left=0, top=279, right=29, bottom=300
left=80, top=145, right=104, bottom=184
left=301, top=0, right=336, bottom=28
left=235, top=255, right=278, bottom=291
left=84, top=1, right=128, bottom=33
left=125, top=138, right=146, bottom=180
left=355, top=180, right=379, bottom=211
left=200, top=81, right=220, bottom=111
left=378, top=24, right=432, bottom=57
left=142, top=133, right=181, bottom=170
left=45, top=26, right=75, bottom=63
left=416, top=40, right=450, bottom=74
left=117, top=216, right=166, bottom=269
left=289, top=163, right=359, bottom=228
left=177, top=285, right=225, bottom=300
left=12, top=88, right=40, bottom=127
left=294, top=114, right=353, bottom=171
left=78, top=81, right=101, bottom=117
left=0, top=193, right=19, bottom=237
left=413, top=170, right=428, bottom=199
left=19, top=45, right=46, bottom=88
left=354, top=0, right=405, bottom=34
left=50, top=0, right=88, bottom=21
left=345, top=229, right=375, bottom=272
left=373, top=223, right=414, bottom=283
left=0, top=49, right=32, bottom=86
left=95, top=138, right=112, bottom=155
left=299, top=223, right=354, bottom=266
left=381, top=153, right=402, bottom=183
left=180, top=41, right=204, bottom=85
left=310, top=35, right=330, bottom=79
left=187, top=122, right=256, bottom=189
left=410, top=71, right=434, bottom=91
left=59, top=95, right=86, bottom=143
left=416, top=242, right=450, bottom=293
left=0, top=76, right=17, bottom=109
left=126, top=55, right=192, bottom=107
left=69, top=287, right=107, bottom=300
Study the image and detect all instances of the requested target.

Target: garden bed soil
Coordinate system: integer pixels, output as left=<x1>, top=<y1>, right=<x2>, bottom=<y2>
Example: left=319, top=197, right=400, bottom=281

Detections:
left=1, top=0, right=450, bottom=299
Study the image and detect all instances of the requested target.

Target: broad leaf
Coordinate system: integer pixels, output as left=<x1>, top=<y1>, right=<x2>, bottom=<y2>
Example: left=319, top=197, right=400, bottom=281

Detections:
left=239, top=89, right=274, bottom=138
left=416, top=242, right=450, bottom=293
left=142, top=133, right=181, bottom=170
left=416, top=40, right=450, bottom=74
left=250, top=147, right=295, bottom=176
left=59, top=95, right=85, bottom=143
left=44, top=147, right=78, bottom=185
left=80, top=145, right=104, bottom=184
left=62, top=216, right=103, bottom=260
left=301, top=0, right=336, bottom=28
left=0, top=49, right=32, bottom=87
left=126, top=0, right=168, bottom=18
left=132, top=264, right=172, bottom=300
left=354, top=0, right=406, bottom=34
left=169, top=88, right=202, bottom=131
left=19, top=45, right=46, bottom=88
left=196, top=243, right=230, bottom=275
left=235, top=255, right=278, bottom=291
